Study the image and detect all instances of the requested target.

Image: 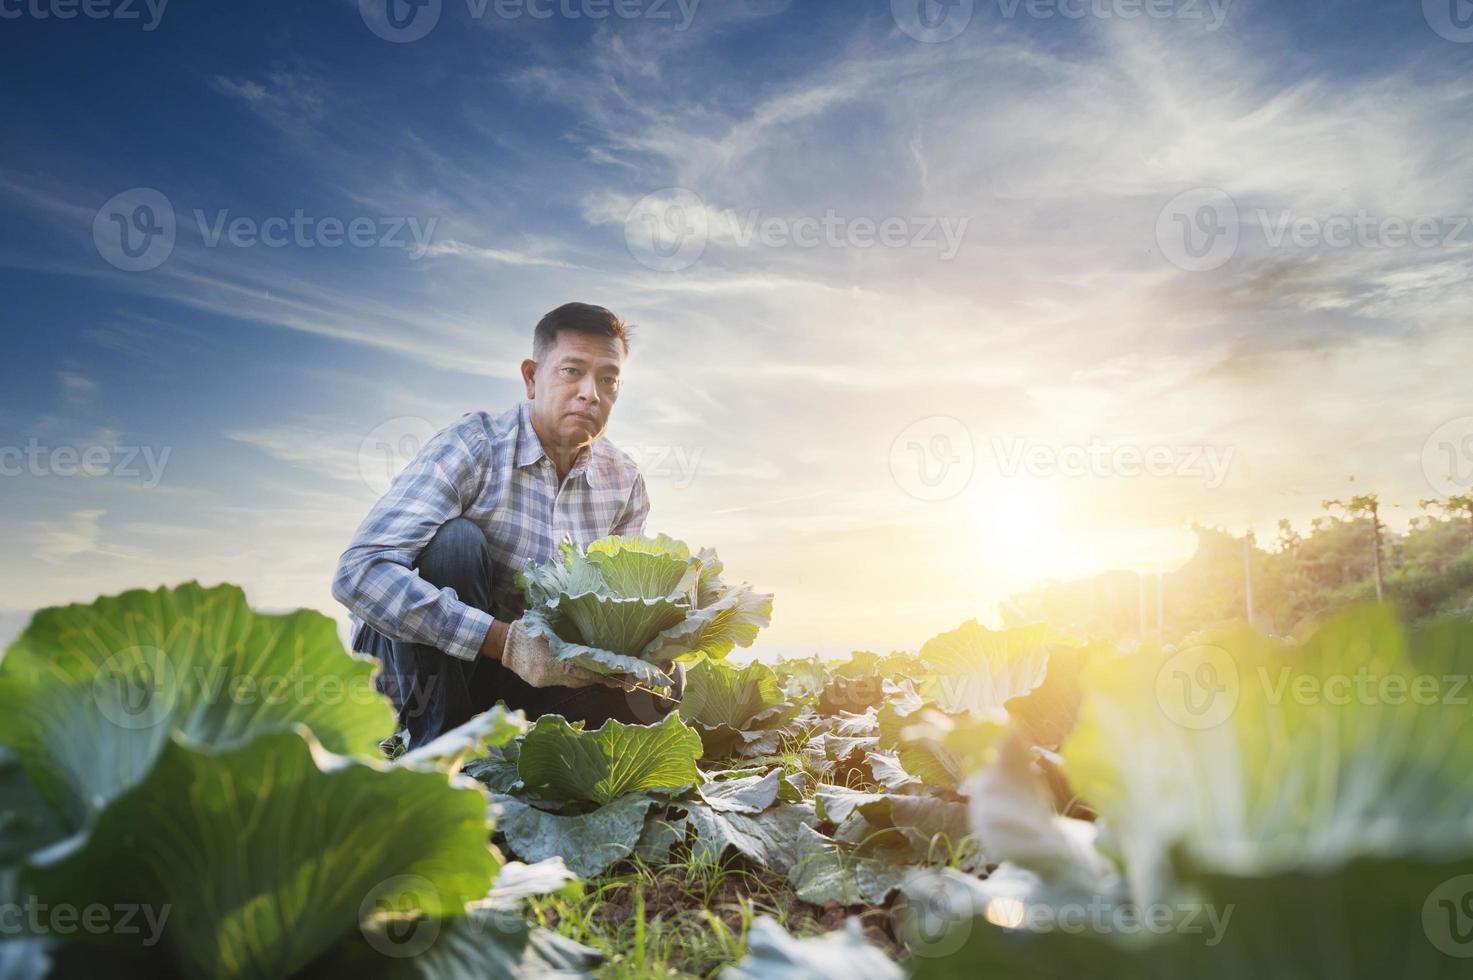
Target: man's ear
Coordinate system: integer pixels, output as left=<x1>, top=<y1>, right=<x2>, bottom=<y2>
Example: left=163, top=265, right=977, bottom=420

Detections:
left=520, top=359, right=537, bottom=398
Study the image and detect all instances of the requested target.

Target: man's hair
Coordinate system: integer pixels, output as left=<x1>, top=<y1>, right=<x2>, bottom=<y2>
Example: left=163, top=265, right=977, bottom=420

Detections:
left=533, top=303, right=631, bottom=361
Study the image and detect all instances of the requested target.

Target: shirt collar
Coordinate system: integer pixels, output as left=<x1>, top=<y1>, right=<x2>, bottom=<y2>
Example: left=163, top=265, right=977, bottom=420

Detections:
left=514, top=400, right=600, bottom=489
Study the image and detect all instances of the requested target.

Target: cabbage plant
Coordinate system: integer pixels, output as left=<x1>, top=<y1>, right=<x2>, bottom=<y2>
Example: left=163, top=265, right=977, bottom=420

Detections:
left=516, top=534, right=773, bottom=690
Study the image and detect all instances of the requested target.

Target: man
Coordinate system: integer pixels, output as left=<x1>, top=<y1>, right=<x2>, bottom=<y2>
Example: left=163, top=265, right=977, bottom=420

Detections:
left=332, top=302, right=682, bottom=745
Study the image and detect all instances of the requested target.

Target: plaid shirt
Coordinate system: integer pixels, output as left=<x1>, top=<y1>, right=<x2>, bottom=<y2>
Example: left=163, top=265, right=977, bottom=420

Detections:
left=333, top=399, right=649, bottom=661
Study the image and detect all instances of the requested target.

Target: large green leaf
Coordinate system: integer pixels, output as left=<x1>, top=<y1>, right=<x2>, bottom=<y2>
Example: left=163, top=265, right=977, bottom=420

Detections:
left=338, top=911, right=602, bottom=980
left=0, top=749, right=63, bottom=865
left=317, top=857, right=600, bottom=978
left=891, top=708, right=1007, bottom=790
left=515, top=713, right=703, bottom=806
left=773, top=656, right=829, bottom=700
left=919, top=608, right=1473, bottom=976
left=1065, top=605, right=1473, bottom=901
left=491, top=793, right=659, bottom=878
left=0, top=583, right=394, bottom=829
left=397, top=706, right=525, bottom=773
left=682, top=800, right=820, bottom=874
left=788, top=826, right=910, bottom=905
left=585, top=533, right=700, bottom=599
left=679, top=658, right=800, bottom=756
left=910, top=853, right=1473, bottom=979
left=643, top=585, right=775, bottom=664
left=697, top=769, right=784, bottom=814
left=552, top=592, right=689, bottom=658
left=917, top=621, right=1078, bottom=715
left=720, top=916, right=901, bottom=980
left=680, top=658, right=788, bottom=729
left=25, top=728, right=498, bottom=980
left=863, top=751, right=925, bottom=795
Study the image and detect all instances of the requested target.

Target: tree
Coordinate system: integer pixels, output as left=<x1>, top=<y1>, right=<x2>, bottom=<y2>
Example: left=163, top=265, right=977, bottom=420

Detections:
left=1420, top=495, right=1473, bottom=547
left=1323, top=494, right=1385, bottom=602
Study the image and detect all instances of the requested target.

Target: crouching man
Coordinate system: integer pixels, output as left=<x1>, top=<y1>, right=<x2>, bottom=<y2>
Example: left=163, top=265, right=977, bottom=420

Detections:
left=332, top=302, right=683, bottom=745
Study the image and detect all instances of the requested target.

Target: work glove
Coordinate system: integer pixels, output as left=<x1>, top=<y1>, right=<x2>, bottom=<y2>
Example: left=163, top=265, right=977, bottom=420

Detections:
left=501, top=618, right=633, bottom=690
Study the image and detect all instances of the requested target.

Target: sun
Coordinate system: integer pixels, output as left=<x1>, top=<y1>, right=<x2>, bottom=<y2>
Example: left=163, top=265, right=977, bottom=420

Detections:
left=969, top=475, right=1079, bottom=588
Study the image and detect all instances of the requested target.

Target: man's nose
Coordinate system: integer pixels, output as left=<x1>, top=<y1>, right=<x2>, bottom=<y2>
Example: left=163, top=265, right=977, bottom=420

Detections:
left=577, top=374, right=600, bottom=404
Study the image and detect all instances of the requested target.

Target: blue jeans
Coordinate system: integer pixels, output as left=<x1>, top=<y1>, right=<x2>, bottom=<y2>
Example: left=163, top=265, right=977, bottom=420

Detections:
left=357, top=518, right=682, bottom=745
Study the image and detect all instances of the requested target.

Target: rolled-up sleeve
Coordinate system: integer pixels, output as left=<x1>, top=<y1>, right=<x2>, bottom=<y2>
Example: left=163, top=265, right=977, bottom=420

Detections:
left=610, top=471, right=650, bottom=536
left=331, top=420, right=494, bottom=661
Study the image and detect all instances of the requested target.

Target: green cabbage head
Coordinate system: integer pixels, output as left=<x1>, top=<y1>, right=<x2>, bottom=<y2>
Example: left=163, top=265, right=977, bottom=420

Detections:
left=515, top=533, right=774, bottom=689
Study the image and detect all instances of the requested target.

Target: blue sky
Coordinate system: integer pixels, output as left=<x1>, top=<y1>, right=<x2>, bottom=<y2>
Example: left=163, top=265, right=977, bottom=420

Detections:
left=2, top=0, right=1470, bottom=656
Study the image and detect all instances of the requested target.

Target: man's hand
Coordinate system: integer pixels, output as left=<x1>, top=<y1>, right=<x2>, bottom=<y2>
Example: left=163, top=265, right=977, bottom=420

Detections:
left=487, top=618, right=630, bottom=690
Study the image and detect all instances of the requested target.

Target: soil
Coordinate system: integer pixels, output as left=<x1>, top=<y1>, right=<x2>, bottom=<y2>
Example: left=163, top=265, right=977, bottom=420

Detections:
left=576, top=856, right=903, bottom=974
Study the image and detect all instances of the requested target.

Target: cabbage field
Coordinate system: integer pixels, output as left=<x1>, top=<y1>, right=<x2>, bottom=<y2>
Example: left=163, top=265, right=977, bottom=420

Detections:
left=1, top=536, right=1471, bottom=978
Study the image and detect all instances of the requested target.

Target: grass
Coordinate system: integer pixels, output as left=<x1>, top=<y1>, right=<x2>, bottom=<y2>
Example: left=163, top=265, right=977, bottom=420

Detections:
left=525, top=850, right=855, bottom=978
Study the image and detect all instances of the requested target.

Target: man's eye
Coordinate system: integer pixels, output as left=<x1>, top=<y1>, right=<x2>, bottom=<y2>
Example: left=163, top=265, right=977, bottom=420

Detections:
left=559, top=366, right=579, bottom=378
left=600, top=377, right=619, bottom=388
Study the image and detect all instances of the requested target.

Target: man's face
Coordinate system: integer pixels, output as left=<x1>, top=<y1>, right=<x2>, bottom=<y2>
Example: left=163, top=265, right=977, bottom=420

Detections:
left=523, top=330, right=624, bottom=447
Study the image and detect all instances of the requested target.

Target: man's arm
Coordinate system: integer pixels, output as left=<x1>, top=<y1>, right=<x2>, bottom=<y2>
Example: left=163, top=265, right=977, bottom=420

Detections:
left=609, top=472, right=650, bottom=537
left=480, top=618, right=510, bottom=659
left=331, top=420, right=495, bottom=662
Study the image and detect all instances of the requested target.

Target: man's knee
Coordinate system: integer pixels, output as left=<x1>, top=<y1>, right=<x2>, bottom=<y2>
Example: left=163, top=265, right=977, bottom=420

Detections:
left=415, top=518, right=491, bottom=593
